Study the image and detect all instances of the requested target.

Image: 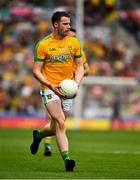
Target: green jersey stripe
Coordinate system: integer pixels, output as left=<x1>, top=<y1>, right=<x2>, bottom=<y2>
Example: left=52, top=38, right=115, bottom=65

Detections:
left=75, top=54, right=82, bottom=58
left=34, top=58, right=45, bottom=62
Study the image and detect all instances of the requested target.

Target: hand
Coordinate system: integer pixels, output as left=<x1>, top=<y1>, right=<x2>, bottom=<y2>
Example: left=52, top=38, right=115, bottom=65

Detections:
left=74, top=80, right=80, bottom=87
left=48, top=84, right=65, bottom=98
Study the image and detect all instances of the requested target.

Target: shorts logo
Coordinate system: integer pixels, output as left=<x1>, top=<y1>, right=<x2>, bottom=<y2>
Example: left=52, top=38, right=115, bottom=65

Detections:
left=47, top=94, right=52, bottom=99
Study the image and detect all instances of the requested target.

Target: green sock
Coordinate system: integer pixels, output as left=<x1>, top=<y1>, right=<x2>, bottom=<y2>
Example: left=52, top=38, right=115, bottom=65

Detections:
left=36, top=131, right=44, bottom=141
left=44, top=143, right=51, bottom=150
left=62, top=151, right=70, bottom=164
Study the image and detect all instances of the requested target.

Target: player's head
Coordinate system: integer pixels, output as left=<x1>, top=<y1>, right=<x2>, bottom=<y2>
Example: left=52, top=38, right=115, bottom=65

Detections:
left=69, top=28, right=76, bottom=37
left=52, top=11, right=71, bottom=36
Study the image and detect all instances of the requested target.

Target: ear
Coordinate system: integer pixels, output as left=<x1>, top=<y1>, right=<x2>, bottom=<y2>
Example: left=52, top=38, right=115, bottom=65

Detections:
left=54, top=22, right=58, bottom=28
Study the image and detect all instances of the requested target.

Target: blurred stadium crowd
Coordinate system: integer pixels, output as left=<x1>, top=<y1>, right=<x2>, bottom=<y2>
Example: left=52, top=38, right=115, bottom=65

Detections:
left=0, top=0, right=140, bottom=118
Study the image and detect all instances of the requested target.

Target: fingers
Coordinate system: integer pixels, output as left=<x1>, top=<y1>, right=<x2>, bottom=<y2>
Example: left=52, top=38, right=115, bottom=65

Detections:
left=55, top=87, right=66, bottom=98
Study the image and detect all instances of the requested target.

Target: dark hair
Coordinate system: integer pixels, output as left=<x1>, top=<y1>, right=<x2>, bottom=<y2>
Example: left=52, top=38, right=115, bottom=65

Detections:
left=70, top=27, right=76, bottom=33
left=51, top=11, right=70, bottom=26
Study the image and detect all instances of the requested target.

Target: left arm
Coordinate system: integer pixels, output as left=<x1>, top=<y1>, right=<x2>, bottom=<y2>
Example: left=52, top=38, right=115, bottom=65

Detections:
left=74, top=57, right=84, bottom=86
left=83, top=62, right=89, bottom=76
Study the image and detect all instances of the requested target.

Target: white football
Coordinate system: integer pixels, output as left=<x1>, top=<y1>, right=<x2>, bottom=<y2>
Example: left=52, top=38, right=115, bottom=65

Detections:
left=60, top=79, right=78, bottom=98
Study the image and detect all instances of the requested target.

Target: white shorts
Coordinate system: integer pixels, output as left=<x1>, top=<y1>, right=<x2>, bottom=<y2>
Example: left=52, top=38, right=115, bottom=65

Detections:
left=40, top=89, right=73, bottom=112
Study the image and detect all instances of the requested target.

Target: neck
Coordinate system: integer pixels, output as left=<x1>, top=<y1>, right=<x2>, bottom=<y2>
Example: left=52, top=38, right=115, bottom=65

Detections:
left=52, top=31, right=65, bottom=40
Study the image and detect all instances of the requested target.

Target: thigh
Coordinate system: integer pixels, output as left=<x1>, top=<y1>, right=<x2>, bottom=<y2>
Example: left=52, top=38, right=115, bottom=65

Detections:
left=46, top=110, right=52, bottom=120
left=45, top=107, right=55, bottom=130
left=46, top=103, right=68, bottom=127
left=45, top=100, right=65, bottom=123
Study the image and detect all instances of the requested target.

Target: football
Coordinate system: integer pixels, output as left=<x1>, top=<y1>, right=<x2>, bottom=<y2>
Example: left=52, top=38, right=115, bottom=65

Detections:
left=59, top=79, right=78, bottom=98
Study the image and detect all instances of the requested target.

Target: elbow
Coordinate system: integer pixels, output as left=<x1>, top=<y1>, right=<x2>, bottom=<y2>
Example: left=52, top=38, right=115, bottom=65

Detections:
left=33, top=69, right=36, bottom=77
left=33, top=69, right=38, bottom=79
left=82, top=65, right=84, bottom=74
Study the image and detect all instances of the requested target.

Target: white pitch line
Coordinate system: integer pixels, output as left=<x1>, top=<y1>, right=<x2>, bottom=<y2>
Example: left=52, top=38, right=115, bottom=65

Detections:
left=95, top=151, right=140, bottom=154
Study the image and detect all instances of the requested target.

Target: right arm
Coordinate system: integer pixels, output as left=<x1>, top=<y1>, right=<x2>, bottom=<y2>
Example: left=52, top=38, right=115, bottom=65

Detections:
left=33, top=61, right=52, bottom=88
left=82, top=50, right=89, bottom=76
left=33, top=41, right=64, bottom=97
left=33, top=61, right=64, bottom=97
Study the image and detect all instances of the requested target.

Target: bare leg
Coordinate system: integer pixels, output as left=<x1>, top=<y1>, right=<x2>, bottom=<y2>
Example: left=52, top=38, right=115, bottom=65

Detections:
left=45, top=100, right=68, bottom=153
left=30, top=100, right=75, bottom=171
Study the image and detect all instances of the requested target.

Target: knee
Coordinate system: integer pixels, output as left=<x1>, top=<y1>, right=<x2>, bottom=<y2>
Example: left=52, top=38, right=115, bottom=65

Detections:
left=51, top=125, right=56, bottom=134
left=56, top=116, right=65, bottom=131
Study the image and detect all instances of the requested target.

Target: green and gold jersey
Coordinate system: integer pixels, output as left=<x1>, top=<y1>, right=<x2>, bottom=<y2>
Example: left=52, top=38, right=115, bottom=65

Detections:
left=34, top=34, right=82, bottom=89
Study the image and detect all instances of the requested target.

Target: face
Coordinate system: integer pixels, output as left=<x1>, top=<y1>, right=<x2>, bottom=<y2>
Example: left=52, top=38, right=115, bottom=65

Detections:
left=55, top=16, right=71, bottom=36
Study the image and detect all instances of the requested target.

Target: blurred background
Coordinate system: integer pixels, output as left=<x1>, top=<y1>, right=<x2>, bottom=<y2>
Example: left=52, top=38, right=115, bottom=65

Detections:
left=0, top=0, right=140, bottom=130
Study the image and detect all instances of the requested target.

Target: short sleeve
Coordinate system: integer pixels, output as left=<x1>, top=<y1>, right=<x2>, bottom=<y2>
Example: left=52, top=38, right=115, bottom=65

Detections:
left=34, top=41, right=45, bottom=62
left=82, top=50, right=87, bottom=64
left=74, top=38, right=82, bottom=58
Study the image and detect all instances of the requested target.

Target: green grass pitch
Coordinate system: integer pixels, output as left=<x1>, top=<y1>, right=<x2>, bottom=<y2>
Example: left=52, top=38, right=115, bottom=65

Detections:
left=0, top=128, right=140, bottom=179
